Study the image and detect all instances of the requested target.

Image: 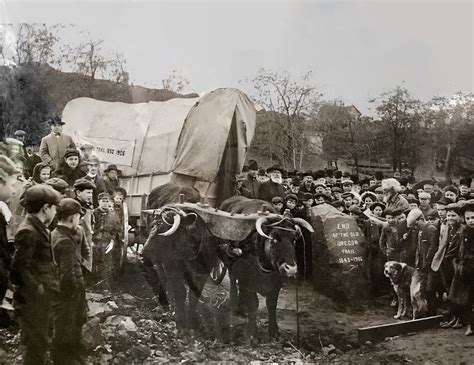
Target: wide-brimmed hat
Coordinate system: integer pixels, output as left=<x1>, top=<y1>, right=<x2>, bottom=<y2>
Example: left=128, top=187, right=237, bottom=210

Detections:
left=104, top=164, right=122, bottom=174
left=86, top=155, right=100, bottom=165
left=369, top=202, right=386, bottom=211
left=266, top=165, right=284, bottom=174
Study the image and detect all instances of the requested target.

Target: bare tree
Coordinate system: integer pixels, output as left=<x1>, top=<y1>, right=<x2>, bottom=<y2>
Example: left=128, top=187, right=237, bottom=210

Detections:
left=245, top=68, right=322, bottom=170
left=162, top=69, right=190, bottom=93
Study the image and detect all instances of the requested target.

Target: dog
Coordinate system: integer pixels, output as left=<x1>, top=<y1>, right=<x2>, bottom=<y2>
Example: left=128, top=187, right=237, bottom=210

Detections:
left=384, top=261, right=428, bottom=320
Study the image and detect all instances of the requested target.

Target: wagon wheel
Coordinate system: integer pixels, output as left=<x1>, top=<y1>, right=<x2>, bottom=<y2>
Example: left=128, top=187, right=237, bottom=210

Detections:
left=210, top=259, right=227, bottom=285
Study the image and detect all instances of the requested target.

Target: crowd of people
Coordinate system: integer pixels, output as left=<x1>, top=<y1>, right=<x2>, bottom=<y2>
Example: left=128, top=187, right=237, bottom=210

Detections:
left=235, top=160, right=474, bottom=336
left=0, top=116, right=127, bottom=364
left=0, top=115, right=473, bottom=363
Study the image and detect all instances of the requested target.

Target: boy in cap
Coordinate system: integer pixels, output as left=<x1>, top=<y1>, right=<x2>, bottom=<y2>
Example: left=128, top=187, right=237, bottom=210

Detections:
left=51, top=198, right=87, bottom=364
left=39, top=116, right=76, bottom=171
left=271, top=196, right=284, bottom=214
left=74, top=178, right=96, bottom=272
left=284, top=193, right=299, bottom=217
left=436, top=203, right=463, bottom=328
left=10, top=185, right=62, bottom=364
left=92, top=192, right=121, bottom=281
left=54, top=148, right=86, bottom=189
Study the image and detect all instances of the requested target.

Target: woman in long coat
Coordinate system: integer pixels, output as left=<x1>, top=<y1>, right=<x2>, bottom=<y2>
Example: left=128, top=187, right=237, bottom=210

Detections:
left=448, top=202, right=474, bottom=336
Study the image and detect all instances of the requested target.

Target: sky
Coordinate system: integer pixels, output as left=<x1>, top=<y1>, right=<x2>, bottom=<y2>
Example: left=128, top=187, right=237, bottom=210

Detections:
left=2, top=0, right=472, bottom=114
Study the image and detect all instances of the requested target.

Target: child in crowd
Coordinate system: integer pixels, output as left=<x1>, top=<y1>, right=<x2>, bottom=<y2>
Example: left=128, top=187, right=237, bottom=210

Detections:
left=92, top=192, right=121, bottom=282
left=271, top=196, right=284, bottom=213
left=51, top=198, right=87, bottom=364
left=54, top=148, right=86, bottom=194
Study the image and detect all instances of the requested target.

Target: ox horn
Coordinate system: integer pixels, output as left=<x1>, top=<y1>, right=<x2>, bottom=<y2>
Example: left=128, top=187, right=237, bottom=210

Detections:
left=159, top=212, right=181, bottom=236
left=292, top=218, right=314, bottom=233
left=256, top=216, right=273, bottom=241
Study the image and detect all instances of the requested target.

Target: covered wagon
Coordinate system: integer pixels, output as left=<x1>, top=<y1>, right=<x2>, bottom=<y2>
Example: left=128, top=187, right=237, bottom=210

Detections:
left=62, top=88, right=257, bottom=250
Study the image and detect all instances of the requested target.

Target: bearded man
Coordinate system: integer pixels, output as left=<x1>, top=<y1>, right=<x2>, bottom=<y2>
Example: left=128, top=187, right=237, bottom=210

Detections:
left=259, top=165, right=286, bottom=203
left=382, top=178, right=409, bottom=212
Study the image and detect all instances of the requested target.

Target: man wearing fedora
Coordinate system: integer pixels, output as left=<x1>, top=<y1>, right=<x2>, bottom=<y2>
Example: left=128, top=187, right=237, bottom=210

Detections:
left=39, top=116, right=76, bottom=171
left=84, top=155, right=108, bottom=208
left=242, top=159, right=260, bottom=199
left=103, top=164, right=122, bottom=194
left=259, top=165, right=286, bottom=203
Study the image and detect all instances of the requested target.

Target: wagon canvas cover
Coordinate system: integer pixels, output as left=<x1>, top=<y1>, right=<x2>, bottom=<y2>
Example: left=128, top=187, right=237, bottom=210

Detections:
left=62, top=88, right=256, bottom=183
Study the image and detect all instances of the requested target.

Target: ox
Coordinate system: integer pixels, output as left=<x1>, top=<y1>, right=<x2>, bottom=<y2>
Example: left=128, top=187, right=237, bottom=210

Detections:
left=141, top=183, right=220, bottom=332
left=219, top=196, right=314, bottom=341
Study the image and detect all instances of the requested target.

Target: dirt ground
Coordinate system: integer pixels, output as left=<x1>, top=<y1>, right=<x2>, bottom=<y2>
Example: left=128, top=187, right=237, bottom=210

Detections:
left=0, top=251, right=473, bottom=364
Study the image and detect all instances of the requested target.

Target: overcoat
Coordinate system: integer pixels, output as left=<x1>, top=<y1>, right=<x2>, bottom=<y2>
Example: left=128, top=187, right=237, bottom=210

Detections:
left=39, top=133, right=76, bottom=171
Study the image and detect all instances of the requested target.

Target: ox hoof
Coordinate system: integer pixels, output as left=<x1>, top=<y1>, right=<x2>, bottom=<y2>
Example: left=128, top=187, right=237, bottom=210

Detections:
left=393, top=314, right=402, bottom=319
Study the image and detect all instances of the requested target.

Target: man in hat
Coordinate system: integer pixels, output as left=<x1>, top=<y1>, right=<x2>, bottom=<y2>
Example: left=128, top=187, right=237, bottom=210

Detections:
left=85, top=155, right=108, bottom=207
left=10, top=185, right=62, bottom=364
left=234, top=173, right=252, bottom=198
left=103, top=164, right=122, bottom=194
left=256, top=168, right=268, bottom=184
left=39, top=115, right=76, bottom=171
left=51, top=198, right=87, bottom=364
left=418, top=192, right=432, bottom=219
left=341, top=192, right=354, bottom=213
left=78, top=142, right=95, bottom=174
left=332, top=186, right=343, bottom=202
left=444, top=185, right=459, bottom=203
left=459, top=177, right=472, bottom=200
left=12, top=130, right=37, bottom=179
left=299, top=171, right=316, bottom=196
left=242, top=159, right=260, bottom=199
left=0, top=156, right=21, bottom=314
left=259, top=165, right=286, bottom=203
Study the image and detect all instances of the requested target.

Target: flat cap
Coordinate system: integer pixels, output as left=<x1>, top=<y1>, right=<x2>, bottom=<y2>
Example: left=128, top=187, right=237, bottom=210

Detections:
left=341, top=192, right=355, bottom=199
left=285, top=193, right=298, bottom=202
left=271, top=196, right=284, bottom=204
left=20, top=184, right=61, bottom=209
left=418, top=192, right=431, bottom=199
left=80, top=143, right=94, bottom=150
left=64, top=148, right=80, bottom=159
left=73, top=178, right=96, bottom=190
left=56, top=198, right=82, bottom=219
left=46, top=177, right=69, bottom=193
left=301, top=192, right=313, bottom=201
left=97, top=192, right=111, bottom=201
left=342, top=179, right=354, bottom=186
